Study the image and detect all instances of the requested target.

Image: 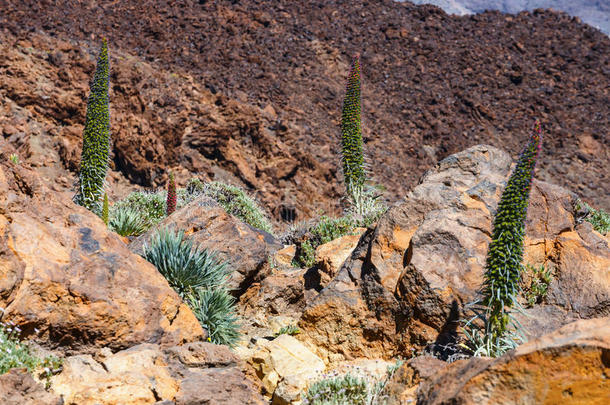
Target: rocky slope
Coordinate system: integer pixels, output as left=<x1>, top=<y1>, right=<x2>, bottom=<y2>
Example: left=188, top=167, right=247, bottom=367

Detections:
left=408, top=0, right=610, bottom=35
left=0, top=133, right=608, bottom=403
left=1, top=0, right=609, bottom=223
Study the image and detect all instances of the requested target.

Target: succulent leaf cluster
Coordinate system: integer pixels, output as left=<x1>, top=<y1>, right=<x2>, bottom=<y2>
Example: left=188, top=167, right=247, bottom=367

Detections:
left=480, top=121, right=542, bottom=346
left=142, top=229, right=230, bottom=299
left=109, top=206, right=150, bottom=237
left=188, top=288, right=241, bottom=347
left=74, top=39, right=111, bottom=216
left=341, top=54, right=365, bottom=193
left=142, top=228, right=240, bottom=346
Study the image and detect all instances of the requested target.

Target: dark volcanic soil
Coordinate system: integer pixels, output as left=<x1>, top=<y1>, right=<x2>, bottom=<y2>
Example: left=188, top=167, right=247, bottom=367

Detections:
left=0, top=0, right=608, bottom=220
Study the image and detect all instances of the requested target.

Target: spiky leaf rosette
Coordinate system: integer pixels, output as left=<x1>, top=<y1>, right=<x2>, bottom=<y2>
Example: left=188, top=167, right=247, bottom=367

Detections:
left=341, top=54, right=365, bottom=193
left=481, top=121, right=542, bottom=344
left=142, top=228, right=230, bottom=299
left=74, top=38, right=110, bottom=215
left=102, top=192, right=109, bottom=226
left=166, top=172, right=177, bottom=216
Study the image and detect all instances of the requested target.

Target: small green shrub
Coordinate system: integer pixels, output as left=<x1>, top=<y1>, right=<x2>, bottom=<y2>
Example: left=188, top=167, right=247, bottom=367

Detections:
left=292, top=216, right=356, bottom=268
left=188, top=288, right=241, bottom=347
left=275, top=324, right=300, bottom=337
left=522, top=264, right=553, bottom=307
left=309, top=216, right=356, bottom=245
left=109, top=207, right=150, bottom=237
left=74, top=39, right=110, bottom=216
left=294, top=240, right=317, bottom=268
left=203, top=181, right=274, bottom=234
left=303, top=360, right=404, bottom=405
left=185, top=177, right=205, bottom=195
left=304, top=373, right=369, bottom=405
left=0, top=321, right=62, bottom=381
left=587, top=207, right=610, bottom=235
left=142, top=228, right=230, bottom=299
left=9, top=154, right=19, bottom=165
left=112, top=191, right=166, bottom=227
left=576, top=200, right=610, bottom=235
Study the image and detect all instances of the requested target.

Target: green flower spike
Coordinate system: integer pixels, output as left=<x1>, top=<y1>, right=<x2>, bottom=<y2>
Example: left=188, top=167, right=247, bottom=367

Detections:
left=74, top=38, right=111, bottom=216
left=481, top=120, right=543, bottom=348
left=341, top=54, right=365, bottom=194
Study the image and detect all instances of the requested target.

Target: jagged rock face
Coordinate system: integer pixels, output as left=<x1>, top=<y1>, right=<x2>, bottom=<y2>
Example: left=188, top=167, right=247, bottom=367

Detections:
left=0, top=138, right=204, bottom=354
left=383, top=356, right=450, bottom=404
left=1, top=0, right=609, bottom=220
left=299, top=144, right=610, bottom=363
left=416, top=317, right=610, bottom=405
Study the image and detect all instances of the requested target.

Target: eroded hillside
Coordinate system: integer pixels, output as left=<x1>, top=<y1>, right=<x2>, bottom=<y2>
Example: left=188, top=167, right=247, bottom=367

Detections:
left=0, top=0, right=608, bottom=220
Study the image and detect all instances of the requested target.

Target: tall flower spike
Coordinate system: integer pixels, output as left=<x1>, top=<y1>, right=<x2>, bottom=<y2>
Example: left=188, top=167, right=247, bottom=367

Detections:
left=341, top=54, right=365, bottom=194
left=166, top=171, right=177, bottom=216
left=74, top=38, right=111, bottom=216
left=481, top=120, right=543, bottom=345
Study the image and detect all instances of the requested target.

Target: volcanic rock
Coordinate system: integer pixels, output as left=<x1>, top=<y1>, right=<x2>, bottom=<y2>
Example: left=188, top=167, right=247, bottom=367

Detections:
left=314, top=228, right=366, bottom=287
left=50, top=342, right=265, bottom=405
left=0, top=369, right=62, bottom=405
left=382, top=356, right=450, bottom=405
left=416, top=317, right=610, bottom=404
left=248, top=334, right=325, bottom=403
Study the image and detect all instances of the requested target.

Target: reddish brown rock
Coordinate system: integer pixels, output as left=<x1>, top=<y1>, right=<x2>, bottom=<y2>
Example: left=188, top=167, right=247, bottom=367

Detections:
left=240, top=266, right=309, bottom=318
left=0, top=369, right=62, bottom=405
left=0, top=139, right=204, bottom=354
left=51, top=342, right=265, bottom=405
left=130, top=196, right=282, bottom=294
left=314, top=229, right=366, bottom=287
left=417, top=317, right=610, bottom=405
left=383, top=356, right=449, bottom=405
left=299, top=227, right=402, bottom=364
